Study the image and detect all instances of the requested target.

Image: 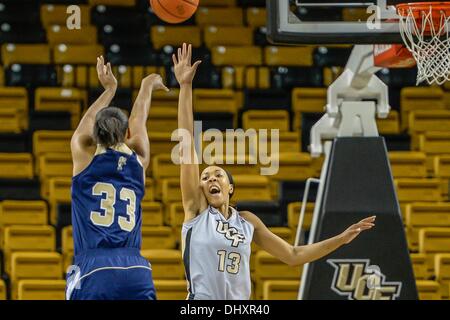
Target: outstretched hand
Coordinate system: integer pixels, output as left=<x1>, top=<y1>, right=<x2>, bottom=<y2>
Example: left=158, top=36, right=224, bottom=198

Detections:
left=96, top=55, right=117, bottom=91
left=340, top=216, right=376, bottom=244
left=141, top=74, right=169, bottom=92
left=172, top=43, right=202, bottom=85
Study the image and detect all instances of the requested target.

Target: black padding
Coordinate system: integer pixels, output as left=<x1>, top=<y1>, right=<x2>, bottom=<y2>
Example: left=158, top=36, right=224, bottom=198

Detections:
left=5, top=64, right=57, bottom=88
left=194, top=112, right=234, bottom=131
left=243, top=89, right=290, bottom=110
left=236, top=201, right=282, bottom=227
left=302, top=137, right=417, bottom=300
left=313, top=47, right=352, bottom=67
left=106, top=44, right=159, bottom=66
left=0, top=179, right=41, bottom=201
left=271, top=66, right=323, bottom=88
left=377, top=68, right=418, bottom=88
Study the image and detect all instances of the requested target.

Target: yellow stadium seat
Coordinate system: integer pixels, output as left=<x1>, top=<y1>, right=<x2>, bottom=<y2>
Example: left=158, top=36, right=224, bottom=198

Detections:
left=141, top=249, right=184, bottom=279
left=193, top=89, right=238, bottom=113
left=0, top=279, right=5, bottom=300
left=377, top=110, right=400, bottom=135
left=33, top=131, right=72, bottom=158
left=38, top=153, right=72, bottom=198
left=0, top=153, right=33, bottom=179
left=205, top=155, right=260, bottom=176
left=401, top=87, right=445, bottom=130
left=253, top=251, right=302, bottom=299
left=0, top=87, right=28, bottom=130
left=148, top=132, right=178, bottom=156
left=418, top=132, right=450, bottom=155
left=53, top=44, right=103, bottom=64
left=142, top=202, right=163, bottom=227
left=46, top=25, right=97, bottom=45
left=41, top=4, right=91, bottom=27
left=434, top=156, right=450, bottom=178
left=287, top=202, right=314, bottom=234
left=246, top=7, right=266, bottom=27
left=196, top=7, right=243, bottom=26
left=416, top=280, right=441, bottom=300
left=141, top=226, right=176, bottom=250
left=265, top=46, right=313, bottom=66
left=141, top=178, right=155, bottom=203
left=271, top=153, right=315, bottom=181
left=252, top=227, right=293, bottom=256
left=323, top=66, right=345, bottom=87
left=388, top=152, right=427, bottom=178
left=0, top=200, right=48, bottom=227
left=116, top=66, right=165, bottom=90
left=153, top=280, right=187, bottom=300
left=61, top=226, right=73, bottom=272
left=17, top=280, right=66, bottom=300
left=262, top=280, right=300, bottom=300
left=11, top=252, right=62, bottom=283
left=410, top=253, right=428, bottom=280
left=406, top=203, right=450, bottom=251
left=258, top=131, right=300, bottom=153
left=419, top=228, right=450, bottom=275
left=161, top=178, right=181, bottom=204
left=435, top=254, right=450, bottom=299
left=212, top=46, right=262, bottom=66
left=395, top=179, right=442, bottom=202
left=232, top=175, right=272, bottom=202
left=1, top=44, right=50, bottom=66
left=167, top=202, right=184, bottom=229
left=150, top=89, right=180, bottom=109
left=48, top=177, right=72, bottom=224
left=147, top=107, right=178, bottom=133
left=292, top=88, right=326, bottom=113
left=242, top=110, right=290, bottom=132
left=204, top=26, right=253, bottom=48
left=0, top=108, right=21, bottom=133
left=409, top=110, right=450, bottom=135
left=151, top=26, right=201, bottom=50
left=152, top=154, right=179, bottom=180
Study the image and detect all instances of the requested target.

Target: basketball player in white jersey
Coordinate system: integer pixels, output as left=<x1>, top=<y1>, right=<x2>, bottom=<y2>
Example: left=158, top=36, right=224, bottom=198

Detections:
left=173, top=43, right=376, bottom=300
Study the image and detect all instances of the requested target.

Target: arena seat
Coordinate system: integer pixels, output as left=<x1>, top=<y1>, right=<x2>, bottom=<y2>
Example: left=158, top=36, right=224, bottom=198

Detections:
left=271, top=153, right=315, bottom=181
left=418, top=132, right=450, bottom=155
left=265, top=46, right=314, bottom=67
left=143, top=178, right=155, bottom=202
left=1, top=44, right=51, bottom=66
left=0, top=87, right=28, bottom=130
left=236, top=201, right=281, bottom=227
left=401, top=87, right=445, bottom=130
left=17, top=280, right=66, bottom=300
left=38, top=153, right=72, bottom=198
left=291, top=88, right=326, bottom=115
left=152, top=154, right=179, bottom=180
left=416, top=280, right=441, bottom=300
left=161, top=178, right=181, bottom=204
left=53, top=44, right=104, bottom=65
left=153, top=280, right=187, bottom=300
left=212, top=46, right=262, bottom=66
left=40, top=4, right=91, bottom=27
left=231, top=175, right=272, bottom=202
left=141, top=202, right=163, bottom=227
left=35, top=87, right=86, bottom=130
left=151, top=26, right=201, bottom=50
left=262, top=280, right=300, bottom=300
left=246, top=7, right=266, bottom=27
left=32, top=131, right=73, bottom=159
left=196, top=7, right=243, bottom=26
left=287, top=202, right=314, bottom=235
left=204, top=26, right=253, bottom=48
left=167, top=202, right=184, bottom=231
left=242, top=110, right=290, bottom=131
left=58, top=65, right=99, bottom=88
left=388, top=152, right=427, bottom=178
left=410, top=253, right=428, bottom=280
left=434, top=156, right=450, bottom=179
left=48, top=177, right=72, bottom=224
left=0, top=153, right=33, bottom=179
left=141, top=226, right=176, bottom=250
left=0, top=279, right=5, bottom=300
left=140, top=249, right=184, bottom=279
left=0, top=109, right=21, bottom=133
left=419, top=228, right=450, bottom=275
left=395, top=179, right=443, bottom=202
left=406, top=203, right=450, bottom=251
left=148, top=132, right=178, bottom=156
left=46, top=25, right=97, bottom=46
left=0, top=200, right=48, bottom=227
left=253, top=251, right=302, bottom=299
left=377, top=110, right=400, bottom=135
left=409, top=110, right=450, bottom=135
left=435, top=254, right=450, bottom=299
left=257, top=131, right=300, bottom=153
left=61, top=226, right=73, bottom=272
left=193, top=89, right=238, bottom=113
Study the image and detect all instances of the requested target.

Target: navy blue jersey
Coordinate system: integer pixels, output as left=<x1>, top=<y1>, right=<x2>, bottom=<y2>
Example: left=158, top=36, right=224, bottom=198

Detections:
left=71, top=144, right=145, bottom=255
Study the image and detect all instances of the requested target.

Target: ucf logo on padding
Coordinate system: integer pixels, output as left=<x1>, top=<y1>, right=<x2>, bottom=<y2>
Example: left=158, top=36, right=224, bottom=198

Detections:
left=216, top=221, right=245, bottom=247
left=328, top=259, right=402, bottom=300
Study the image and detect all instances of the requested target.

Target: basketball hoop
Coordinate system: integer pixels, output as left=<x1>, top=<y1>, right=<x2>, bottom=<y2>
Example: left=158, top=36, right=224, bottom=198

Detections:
left=397, top=2, right=450, bottom=85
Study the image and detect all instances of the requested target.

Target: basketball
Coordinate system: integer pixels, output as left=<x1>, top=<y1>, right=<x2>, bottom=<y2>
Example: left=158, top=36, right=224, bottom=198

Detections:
left=150, top=0, right=199, bottom=24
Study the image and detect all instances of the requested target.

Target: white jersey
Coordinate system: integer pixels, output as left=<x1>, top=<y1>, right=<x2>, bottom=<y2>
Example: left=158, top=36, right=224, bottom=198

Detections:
left=181, top=205, right=254, bottom=300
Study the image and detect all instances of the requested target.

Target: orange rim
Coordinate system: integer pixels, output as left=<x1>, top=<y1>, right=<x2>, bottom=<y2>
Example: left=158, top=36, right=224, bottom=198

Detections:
left=397, top=2, right=450, bottom=18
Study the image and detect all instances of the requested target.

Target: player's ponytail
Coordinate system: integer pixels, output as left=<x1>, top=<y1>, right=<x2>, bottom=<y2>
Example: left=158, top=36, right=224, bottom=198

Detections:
left=94, top=107, right=128, bottom=148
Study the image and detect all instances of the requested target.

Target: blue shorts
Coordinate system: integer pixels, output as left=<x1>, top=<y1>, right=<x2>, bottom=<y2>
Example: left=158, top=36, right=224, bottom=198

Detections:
left=66, top=247, right=156, bottom=300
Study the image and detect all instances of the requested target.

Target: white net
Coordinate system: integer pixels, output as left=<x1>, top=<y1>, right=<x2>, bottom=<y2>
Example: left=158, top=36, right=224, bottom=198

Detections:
left=399, top=5, right=450, bottom=85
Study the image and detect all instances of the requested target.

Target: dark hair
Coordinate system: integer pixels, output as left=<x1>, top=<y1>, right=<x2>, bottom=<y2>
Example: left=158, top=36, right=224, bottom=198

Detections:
left=225, top=170, right=234, bottom=199
left=93, top=107, right=128, bottom=148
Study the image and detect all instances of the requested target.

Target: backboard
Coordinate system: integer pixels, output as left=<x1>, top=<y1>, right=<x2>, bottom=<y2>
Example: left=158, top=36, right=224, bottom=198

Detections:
left=267, top=0, right=436, bottom=45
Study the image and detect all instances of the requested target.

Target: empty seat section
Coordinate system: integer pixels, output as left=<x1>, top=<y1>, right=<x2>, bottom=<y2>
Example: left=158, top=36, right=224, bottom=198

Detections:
left=265, top=46, right=313, bottom=66
left=287, top=202, right=314, bottom=235
left=212, top=46, right=262, bottom=66
left=410, top=253, right=428, bottom=280
left=41, top=4, right=91, bottom=27
left=434, top=156, right=450, bottom=178
left=246, top=7, right=266, bottom=27
left=242, top=110, right=290, bottom=131
left=141, top=249, right=184, bottom=279
left=0, top=87, right=28, bottom=130
left=271, top=153, right=315, bottom=181
left=17, top=280, right=66, bottom=300
left=262, top=280, right=300, bottom=300
left=231, top=175, right=271, bottom=202
left=46, top=25, right=97, bottom=45
left=53, top=44, right=103, bottom=65
left=416, top=280, right=441, bottom=300
left=377, top=110, right=400, bottom=135
left=395, top=179, right=442, bottom=202
left=0, top=153, right=33, bottom=179
left=1, top=44, right=50, bottom=66
left=141, top=226, right=176, bottom=250
left=48, top=177, right=72, bottom=224
left=419, top=228, right=450, bottom=275
left=151, top=26, right=201, bottom=50
left=141, top=202, right=163, bottom=227
left=388, top=152, right=427, bottom=178
left=38, top=153, right=72, bottom=198
left=193, top=89, right=237, bottom=113
left=409, top=110, right=450, bottom=135
left=153, top=280, right=187, bottom=300
left=196, top=7, right=243, bottom=26
left=204, top=26, right=253, bottom=48
left=435, top=254, right=450, bottom=299
left=0, top=200, right=48, bottom=227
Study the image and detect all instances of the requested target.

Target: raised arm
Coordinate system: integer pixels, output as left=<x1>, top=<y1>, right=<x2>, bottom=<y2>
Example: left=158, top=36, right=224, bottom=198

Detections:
left=173, top=43, right=206, bottom=222
left=127, top=74, right=168, bottom=169
left=242, top=211, right=376, bottom=266
left=71, top=56, right=117, bottom=175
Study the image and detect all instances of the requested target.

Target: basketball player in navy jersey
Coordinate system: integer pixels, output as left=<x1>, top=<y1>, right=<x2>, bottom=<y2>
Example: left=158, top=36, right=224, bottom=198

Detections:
left=173, top=43, right=376, bottom=300
left=66, top=56, right=168, bottom=300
